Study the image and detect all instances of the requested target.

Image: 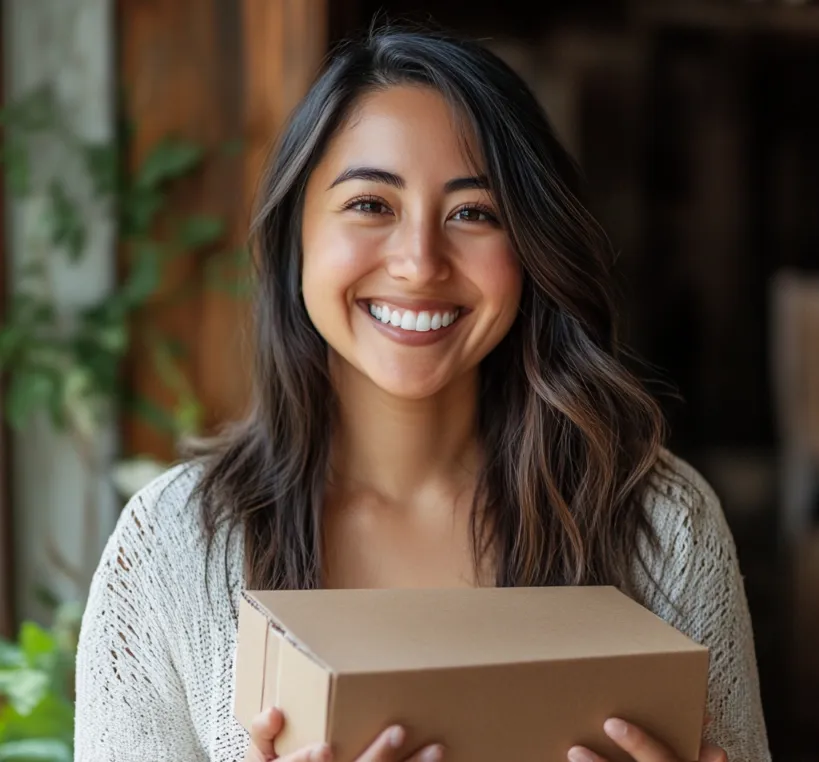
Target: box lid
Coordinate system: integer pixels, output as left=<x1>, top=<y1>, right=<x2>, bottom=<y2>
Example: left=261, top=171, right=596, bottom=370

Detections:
left=244, top=586, right=705, bottom=674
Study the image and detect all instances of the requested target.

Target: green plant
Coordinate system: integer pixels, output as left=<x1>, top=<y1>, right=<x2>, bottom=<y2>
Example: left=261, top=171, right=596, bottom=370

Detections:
left=0, top=83, right=250, bottom=759
left=0, top=603, right=81, bottom=762
left=0, top=84, right=248, bottom=442
left=1, top=82, right=251, bottom=572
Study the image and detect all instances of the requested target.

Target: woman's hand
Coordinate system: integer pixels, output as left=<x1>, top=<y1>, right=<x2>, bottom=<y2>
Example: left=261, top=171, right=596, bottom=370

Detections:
left=245, top=707, right=445, bottom=762
left=567, top=718, right=727, bottom=762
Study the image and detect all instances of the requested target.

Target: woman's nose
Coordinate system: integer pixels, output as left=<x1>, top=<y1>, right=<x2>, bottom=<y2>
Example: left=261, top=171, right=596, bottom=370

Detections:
left=384, top=220, right=451, bottom=285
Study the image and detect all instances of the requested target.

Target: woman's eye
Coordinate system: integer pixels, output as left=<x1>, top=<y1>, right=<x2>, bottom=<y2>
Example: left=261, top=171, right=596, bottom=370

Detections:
left=452, top=206, right=497, bottom=223
left=348, top=198, right=391, bottom=215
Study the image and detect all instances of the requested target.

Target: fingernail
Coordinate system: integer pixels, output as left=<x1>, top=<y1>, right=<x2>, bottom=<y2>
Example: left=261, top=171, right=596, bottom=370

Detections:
left=568, top=747, right=595, bottom=762
left=421, top=744, right=444, bottom=762
left=388, top=725, right=405, bottom=749
left=309, top=743, right=331, bottom=762
left=701, top=744, right=727, bottom=762
left=604, top=718, right=629, bottom=739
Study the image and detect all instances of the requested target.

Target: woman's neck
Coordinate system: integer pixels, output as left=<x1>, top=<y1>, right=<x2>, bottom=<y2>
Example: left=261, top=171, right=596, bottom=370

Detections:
left=329, top=356, right=481, bottom=503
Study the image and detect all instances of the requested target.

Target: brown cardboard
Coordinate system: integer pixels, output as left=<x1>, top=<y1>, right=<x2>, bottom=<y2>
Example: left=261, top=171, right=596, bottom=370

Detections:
left=234, top=586, right=708, bottom=762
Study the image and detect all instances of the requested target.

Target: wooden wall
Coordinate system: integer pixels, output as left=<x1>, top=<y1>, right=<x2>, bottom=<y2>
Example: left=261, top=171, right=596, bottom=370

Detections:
left=118, top=0, right=327, bottom=461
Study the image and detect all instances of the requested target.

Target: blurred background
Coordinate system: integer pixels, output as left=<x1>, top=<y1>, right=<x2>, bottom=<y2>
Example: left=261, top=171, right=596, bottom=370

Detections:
left=1, top=1, right=818, bottom=760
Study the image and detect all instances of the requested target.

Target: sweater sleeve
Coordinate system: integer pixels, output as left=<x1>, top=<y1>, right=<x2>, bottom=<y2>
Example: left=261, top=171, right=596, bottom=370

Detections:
left=74, top=468, right=207, bottom=762
left=639, top=455, right=772, bottom=762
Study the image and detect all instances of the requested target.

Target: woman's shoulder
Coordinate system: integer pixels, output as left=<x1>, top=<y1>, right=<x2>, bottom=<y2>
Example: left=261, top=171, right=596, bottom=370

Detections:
left=641, top=447, right=731, bottom=547
left=91, top=460, right=218, bottom=597
left=634, top=447, right=742, bottom=609
left=113, top=460, right=207, bottom=553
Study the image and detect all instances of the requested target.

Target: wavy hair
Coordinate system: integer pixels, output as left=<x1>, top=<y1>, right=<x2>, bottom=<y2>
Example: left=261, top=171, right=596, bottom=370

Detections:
left=191, top=24, right=665, bottom=595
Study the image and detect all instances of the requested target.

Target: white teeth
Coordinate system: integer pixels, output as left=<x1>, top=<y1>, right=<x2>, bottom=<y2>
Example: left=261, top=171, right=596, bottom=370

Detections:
left=367, top=303, right=460, bottom=333
left=400, top=311, right=417, bottom=330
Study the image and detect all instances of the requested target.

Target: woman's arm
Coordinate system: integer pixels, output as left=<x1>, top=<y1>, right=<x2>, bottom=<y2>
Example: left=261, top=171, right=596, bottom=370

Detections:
left=74, top=483, right=206, bottom=761
left=639, top=455, right=772, bottom=762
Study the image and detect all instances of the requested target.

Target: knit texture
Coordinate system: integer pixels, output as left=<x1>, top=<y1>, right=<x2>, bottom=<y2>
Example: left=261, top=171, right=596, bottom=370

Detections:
left=74, top=450, right=771, bottom=761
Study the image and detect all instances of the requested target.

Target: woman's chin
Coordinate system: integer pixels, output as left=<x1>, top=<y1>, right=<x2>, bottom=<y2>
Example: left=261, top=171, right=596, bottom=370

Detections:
left=364, top=369, right=453, bottom=402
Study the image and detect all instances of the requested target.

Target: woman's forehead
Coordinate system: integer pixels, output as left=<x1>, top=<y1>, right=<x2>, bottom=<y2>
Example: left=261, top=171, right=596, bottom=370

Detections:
left=317, top=85, right=485, bottom=180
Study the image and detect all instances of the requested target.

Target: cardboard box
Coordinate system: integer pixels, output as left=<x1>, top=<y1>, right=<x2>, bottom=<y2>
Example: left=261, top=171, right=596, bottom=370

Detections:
left=234, top=586, right=708, bottom=762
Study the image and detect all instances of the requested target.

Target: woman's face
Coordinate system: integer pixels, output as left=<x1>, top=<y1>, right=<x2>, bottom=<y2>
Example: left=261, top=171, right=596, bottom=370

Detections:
left=301, top=85, right=522, bottom=400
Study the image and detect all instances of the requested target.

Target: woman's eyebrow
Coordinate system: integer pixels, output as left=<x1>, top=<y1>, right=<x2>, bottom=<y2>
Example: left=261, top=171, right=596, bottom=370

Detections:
left=444, top=175, right=488, bottom=193
left=328, top=166, right=489, bottom=193
left=328, top=166, right=404, bottom=190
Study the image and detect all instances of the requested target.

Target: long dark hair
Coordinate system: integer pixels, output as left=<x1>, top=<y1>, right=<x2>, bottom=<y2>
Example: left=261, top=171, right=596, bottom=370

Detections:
left=192, top=24, right=665, bottom=595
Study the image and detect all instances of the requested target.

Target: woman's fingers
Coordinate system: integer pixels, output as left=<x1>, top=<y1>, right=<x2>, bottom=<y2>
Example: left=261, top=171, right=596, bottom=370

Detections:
left=699, top=742, right=728, bottom=762
left=567, top=720, right=729, bottom=762
left=404, top=740, right=446, bottom=762
left=247, top=707, right=285, bottom=760
left=602, top=718, right=679, bottom=762
left=567, top=746, right=608, bottom=762
left=280, top=743, right=333, bottom=762
left=246, top=715, right=443, bottom=762
left=247, top=707, right=332, bottom=762
left=356, top=724, right=444, bottom=762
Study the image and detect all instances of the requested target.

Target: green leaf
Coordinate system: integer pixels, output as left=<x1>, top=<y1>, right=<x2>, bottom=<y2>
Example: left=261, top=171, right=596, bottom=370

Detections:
left=1, top=85, right=56, bottom=132
left=122, top=186, right=164, bottom=236
left=94, top=322, right=128, bottom=355
left=2, top=138, right=30, bottom=197
left=173, top=396, right=203, bottom=437
left=4, top=369, right=58, bottom=430
left=121, top=241, right=162, bottom=307
left=61, top=366, right=102, bottom=440
left=19, top=624, right=56, bottom=670
left=81, top=142, right=117, bottom=197
left=0, top=326, right=26, bottom=368
left=0, top=693, right=74, bottom=743
left=122, top=391, right=177, bottom=435
left=31, top=586, right=61, bottom=614
left=163, top=337, right=188, bottom=359
left=0, top=640, right=25, bottom=669
left=176, top=215, right=225, bottom=249
left=18, top=260, right=47, bottom=280
left=47, top=181, right=85, bottom=262
left=135, top=138, right=203, bottom=190
left=0, top=669, right=49, bottom=715
left=0, top=738, right=72, bottom=762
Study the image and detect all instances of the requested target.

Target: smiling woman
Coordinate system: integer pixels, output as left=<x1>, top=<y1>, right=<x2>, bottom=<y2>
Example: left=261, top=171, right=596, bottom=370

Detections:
left=302, top=85, right=521, bottom=401
left=74, top=22, right=771, bottom=762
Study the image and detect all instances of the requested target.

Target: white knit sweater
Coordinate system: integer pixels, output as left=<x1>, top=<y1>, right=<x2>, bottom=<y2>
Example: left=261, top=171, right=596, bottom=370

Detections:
left=74, top=450, right=771, bottom=762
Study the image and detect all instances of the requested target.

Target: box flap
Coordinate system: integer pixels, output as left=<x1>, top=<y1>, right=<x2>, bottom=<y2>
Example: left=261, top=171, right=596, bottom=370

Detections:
left=243, top=586, right=705, bottom=674
left=234, top=597, right=269, bottom=728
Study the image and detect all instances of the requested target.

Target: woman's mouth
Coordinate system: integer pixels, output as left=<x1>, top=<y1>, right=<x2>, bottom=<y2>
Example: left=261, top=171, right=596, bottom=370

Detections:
left=364, top=301, right=462, bottom=333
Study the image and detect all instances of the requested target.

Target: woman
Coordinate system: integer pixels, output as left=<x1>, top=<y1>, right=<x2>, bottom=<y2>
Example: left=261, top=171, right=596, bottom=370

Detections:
left=74, top=24, right=771, bottom=762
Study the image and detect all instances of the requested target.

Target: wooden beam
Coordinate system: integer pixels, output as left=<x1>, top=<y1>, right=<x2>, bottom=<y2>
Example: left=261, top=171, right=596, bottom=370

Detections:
left=119, top=0, right=327, bottom=461
left=241, top=0, right=327, bottom=211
